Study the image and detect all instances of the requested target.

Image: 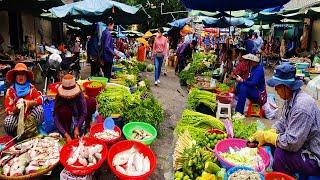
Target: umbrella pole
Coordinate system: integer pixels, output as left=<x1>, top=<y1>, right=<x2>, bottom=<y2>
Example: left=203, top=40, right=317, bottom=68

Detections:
left=229, top=11, right=231, bottom=36
left=34, top=17, right=37, bottom=61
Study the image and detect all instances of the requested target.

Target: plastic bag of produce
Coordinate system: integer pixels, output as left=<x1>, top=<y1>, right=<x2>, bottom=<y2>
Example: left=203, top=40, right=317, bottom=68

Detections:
left=262, top=94, right=278, bottom=120
left=306, top=75, right=320, bottom=100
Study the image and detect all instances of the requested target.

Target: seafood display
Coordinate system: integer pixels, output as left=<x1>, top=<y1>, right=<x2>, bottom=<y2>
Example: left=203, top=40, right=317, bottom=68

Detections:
left=112, top=146, right=150, bottom=176
left=0, top=134, right=61, bottom=176
left=131, top=129, right=152, bottom=141
left=66, top=140, right=103, bottom=167
left=94, top=129, right=120, bottom=141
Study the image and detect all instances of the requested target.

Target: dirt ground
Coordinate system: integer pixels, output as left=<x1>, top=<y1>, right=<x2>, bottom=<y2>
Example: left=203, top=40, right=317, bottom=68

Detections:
left=0, top=62, right=319, bottom=179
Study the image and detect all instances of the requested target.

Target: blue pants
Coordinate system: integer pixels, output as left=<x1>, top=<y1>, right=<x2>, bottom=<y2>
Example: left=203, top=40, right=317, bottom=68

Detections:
left=235, top=83, right=259, bottom=114
left=154, top=56, right=164, bottom=81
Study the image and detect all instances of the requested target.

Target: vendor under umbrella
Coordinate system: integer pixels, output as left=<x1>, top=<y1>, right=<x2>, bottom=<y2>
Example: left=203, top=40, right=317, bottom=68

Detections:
left=235, top=54, right=267, bottom=114
left=253, top=64, right=320, bottom=177
left=54, top=74, right=96, bottom=142
left=4, top=63, right=43, bottom=137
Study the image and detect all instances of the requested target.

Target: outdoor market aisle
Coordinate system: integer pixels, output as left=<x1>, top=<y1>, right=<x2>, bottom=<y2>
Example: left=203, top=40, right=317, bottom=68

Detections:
left=146, top=67, right=188, bottom=180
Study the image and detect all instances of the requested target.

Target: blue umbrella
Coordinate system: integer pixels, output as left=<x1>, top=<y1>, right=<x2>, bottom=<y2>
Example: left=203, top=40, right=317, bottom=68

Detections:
left=180, top=0, right=290, bottom=11
left=48, top=0, right=149, bottom=24
left=203, top=16, right=254, bottom=28
left=168, top=17, right=192, bottom=28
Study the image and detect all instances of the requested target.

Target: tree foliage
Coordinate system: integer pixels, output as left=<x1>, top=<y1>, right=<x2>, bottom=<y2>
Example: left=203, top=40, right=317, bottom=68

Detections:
left=118, top=0, right=187, bottom=30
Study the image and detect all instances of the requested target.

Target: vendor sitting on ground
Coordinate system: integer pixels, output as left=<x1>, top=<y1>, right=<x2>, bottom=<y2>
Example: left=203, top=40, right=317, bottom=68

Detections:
left=4, top=63, right=43, bottom=136
left=253, top=64, right=320, bottom=177
left=235, top=54, right=266, bottom=114
left=54, top=74, right=96, bottom=142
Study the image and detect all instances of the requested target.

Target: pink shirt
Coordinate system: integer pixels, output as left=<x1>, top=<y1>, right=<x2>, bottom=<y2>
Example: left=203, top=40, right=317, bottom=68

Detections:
left=152, top=35, right=169, bottom=59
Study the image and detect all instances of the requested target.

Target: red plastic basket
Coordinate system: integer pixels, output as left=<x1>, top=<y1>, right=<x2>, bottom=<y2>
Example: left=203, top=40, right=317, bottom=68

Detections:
left=217, top=92, right=235, bottom=104
left=59, top=137, right=108, bottom=176
left=48, top=82, right=61, bottom=95
left=89, top=123, right=122, bottom=145
left=107, top=140, right=156, bottom=180
left=214, top=138, right=270, bottom=171
left=265, top=172, right=295, bottom=180
left=0, top=135, right=14, bottom=151
left=83, top=81, right=103, bottom=97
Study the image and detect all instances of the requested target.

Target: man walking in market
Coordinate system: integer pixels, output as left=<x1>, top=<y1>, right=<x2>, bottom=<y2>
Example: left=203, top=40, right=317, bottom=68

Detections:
left=100, top=17, right=116, bottom=80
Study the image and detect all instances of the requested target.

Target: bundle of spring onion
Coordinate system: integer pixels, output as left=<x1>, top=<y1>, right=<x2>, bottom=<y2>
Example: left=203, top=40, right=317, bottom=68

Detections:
left=175, top=110, right=225, bottom=143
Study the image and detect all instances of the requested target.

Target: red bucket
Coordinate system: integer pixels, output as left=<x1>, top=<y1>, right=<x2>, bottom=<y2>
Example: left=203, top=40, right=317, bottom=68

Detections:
left=108, top=140, right=156, bottom=180
left=48, top=82, right=61, bottom=95
left=59, top=137, right=108, bottom=176
left=83, top=81, right=103, bottom=97
left=89, top=123, right=122, bottom=145
left=265, top=172, right=295, bottom=180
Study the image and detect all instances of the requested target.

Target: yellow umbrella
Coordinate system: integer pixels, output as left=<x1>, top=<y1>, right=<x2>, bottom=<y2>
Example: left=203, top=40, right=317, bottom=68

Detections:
left=181, top=25, right=193, bottom=34
left=136, top=38, right=148, bottom=46
left=143, top=31, right=153, bottom=39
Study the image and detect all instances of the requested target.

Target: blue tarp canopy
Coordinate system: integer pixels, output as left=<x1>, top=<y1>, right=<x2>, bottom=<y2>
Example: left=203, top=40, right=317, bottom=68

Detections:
left=168, top=17, right=192, bottom=28
left=180, top=0, right=290, bottom=11
left=202, top=16, right=254, bottom=28
left=48, top=0, right=150, bottom=25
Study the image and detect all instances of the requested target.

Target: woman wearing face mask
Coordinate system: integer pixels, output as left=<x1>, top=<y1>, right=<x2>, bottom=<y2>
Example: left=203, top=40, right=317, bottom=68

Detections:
left=4, top=63, right=43, bottom=137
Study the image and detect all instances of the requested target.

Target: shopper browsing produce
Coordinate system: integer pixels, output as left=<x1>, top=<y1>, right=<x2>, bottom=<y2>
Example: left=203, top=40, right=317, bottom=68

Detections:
left=101, top=17, right=116, bottom=80
left=151, top=27, right=169, bottom=86
left=176, top=40, right=197, bottom=73
left=253, top=64, right=320, bottom=177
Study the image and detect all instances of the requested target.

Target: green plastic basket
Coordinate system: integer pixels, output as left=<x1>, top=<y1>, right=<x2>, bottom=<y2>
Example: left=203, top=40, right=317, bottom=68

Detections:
left=122, top=122, right=157, bottom=145
left=89, top=77, right=108, bottom=87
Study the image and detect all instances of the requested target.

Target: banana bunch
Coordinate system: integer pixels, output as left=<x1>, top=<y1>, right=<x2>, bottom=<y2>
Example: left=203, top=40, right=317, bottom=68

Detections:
left=173, top=131, right=196, bottom=170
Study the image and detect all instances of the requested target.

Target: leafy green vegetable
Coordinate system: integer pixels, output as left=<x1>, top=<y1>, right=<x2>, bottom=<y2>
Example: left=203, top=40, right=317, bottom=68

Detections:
left=175, top=110, right=224, bottom=142
left=232, top=118, right=257, bottom=139
left=97, top=86, right=134, bottom=117
left=179, top=52, right=217, bottom=85
left=187, top=88, right=217, bottom=112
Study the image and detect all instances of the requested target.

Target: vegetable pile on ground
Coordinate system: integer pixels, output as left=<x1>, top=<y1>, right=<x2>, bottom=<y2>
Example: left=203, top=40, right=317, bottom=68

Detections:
left=175, top=109, right=224, bottom=143
left=179, top=53, right=217, bottom=86
left=121, top=84, right=164, bottom=127
left=187, top=88, right=217, bottom=114
left=97, top=86, right=132, bottom=117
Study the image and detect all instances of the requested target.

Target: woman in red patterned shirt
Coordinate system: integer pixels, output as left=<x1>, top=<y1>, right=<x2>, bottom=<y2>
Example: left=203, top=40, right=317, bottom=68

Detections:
left=4, top=63, right=43, bottom=136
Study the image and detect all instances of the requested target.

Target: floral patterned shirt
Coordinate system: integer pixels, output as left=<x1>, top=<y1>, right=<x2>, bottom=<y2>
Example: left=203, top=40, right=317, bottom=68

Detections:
left=5, top=84, right=43, bottom=115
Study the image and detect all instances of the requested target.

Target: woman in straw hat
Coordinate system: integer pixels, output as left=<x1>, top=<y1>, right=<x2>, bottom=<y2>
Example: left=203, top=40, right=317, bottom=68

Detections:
left=235, top=53, right=267, bottom=115
left=4, top=63, right=43, bottom=136
left=54, top=74, right=96, bottom=142
left=253, top=64, right=320, bottom=177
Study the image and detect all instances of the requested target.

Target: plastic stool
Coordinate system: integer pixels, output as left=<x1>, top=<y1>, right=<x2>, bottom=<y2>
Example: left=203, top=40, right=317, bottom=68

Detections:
left=247, top=101, right=264, bottom=118
left=216, top=101, right=232, bottom=119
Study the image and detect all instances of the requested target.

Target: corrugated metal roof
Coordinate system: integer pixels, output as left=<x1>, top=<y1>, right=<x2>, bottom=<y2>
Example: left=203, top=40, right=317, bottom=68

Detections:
left=284, top=0, right=320, bottom=10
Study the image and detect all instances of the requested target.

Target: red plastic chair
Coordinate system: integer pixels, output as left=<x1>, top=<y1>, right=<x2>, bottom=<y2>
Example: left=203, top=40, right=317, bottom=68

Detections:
left=247, top=101, right=264, bottom=118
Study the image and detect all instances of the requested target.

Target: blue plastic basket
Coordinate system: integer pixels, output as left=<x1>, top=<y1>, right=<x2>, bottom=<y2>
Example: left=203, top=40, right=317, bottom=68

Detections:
left=224, top=166, right=264, bottom=180
left=41, top=96, right=56, bottom=133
